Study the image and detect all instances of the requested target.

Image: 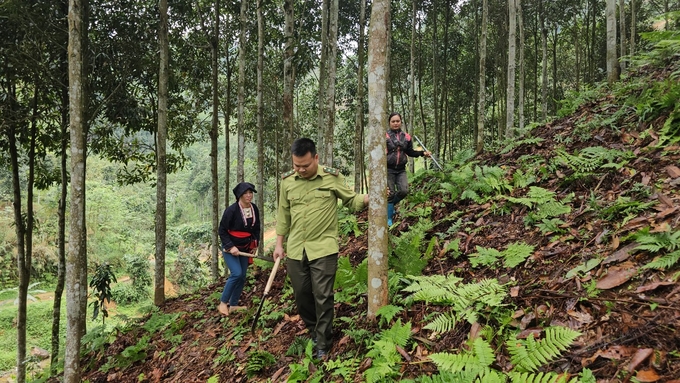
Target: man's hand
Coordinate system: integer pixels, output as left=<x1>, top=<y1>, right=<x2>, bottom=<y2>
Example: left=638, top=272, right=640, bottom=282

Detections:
left=363, top=194, right=369, bottom=206
left=423, top=151, right=432, bottom=157
left=273, top=235, right=286, bottom=260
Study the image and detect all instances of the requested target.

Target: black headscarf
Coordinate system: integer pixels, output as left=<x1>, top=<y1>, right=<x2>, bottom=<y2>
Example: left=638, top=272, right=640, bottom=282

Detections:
left=232, top=182, right=257, bottom=201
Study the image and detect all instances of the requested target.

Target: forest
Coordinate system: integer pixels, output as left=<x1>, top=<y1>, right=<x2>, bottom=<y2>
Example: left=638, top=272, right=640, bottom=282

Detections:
left=1, top=0, right=680, bottom=382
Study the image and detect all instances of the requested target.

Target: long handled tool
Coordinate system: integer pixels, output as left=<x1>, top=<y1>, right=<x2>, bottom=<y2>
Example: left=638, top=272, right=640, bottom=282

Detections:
left=413, top=135, right=443, bottom=171
left=250, top=256, right=281, bottom=334
left=238, top=251, right=275, bottom=263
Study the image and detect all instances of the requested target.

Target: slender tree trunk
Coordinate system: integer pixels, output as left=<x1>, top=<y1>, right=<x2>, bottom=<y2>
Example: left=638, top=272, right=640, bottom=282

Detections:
left=237, top=0, right=247, bottom=182
left=506, top=0, right=517, bottom=139
left=619, top=0, right=626, bottom=72
left=51, top=47, right=68, bottom=373
left=323, top=0, right=339, bottom=166
left=65, top=0, right=88, bottom=379
left=283, top=0, right=294, bottom=191
left=367, top=0, right=390, bottom=319
left=574, top=13, right=580, bottom=91
left=518, top=0, right=525, bottom=132
left=476, top=0, right=488, bottom=154
left=431, top=0, right=439, bottom=158
left=224, top=37, right=232, bottom=212
left=408, top=0, right=416, bottom=174
left=155, top=0, right=169, bottom=304
left=256, top=0, right=265, bottom=254
left=606, top=0, right=619, bottom=84
left=354, top=0, right=366, bottom=193
left=209, top=0, right=220, bottom=280
left=630, top=0, right=636, bottom=56
left=317, top=0, right=329, bottom=156
left=540, top=0, right=548, bottom=121
left=8, top=86, right=28, bottom=383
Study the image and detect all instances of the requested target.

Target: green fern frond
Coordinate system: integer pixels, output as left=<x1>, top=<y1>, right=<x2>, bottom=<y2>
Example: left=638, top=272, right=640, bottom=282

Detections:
left=633, top=228, right=680, bottom=252
left=429, top=352, right=480, bottom=373
left=641, top=249, right=680, bottom=270
left=403, top=274, right=463, bottom=304
left=378, top=319, right=411, bottom=347
left=423, top=311, right=458, bottom=333
left=469, top=246, right=502, bottom=267
left=508, top=327, right=581, bottom=372
left=501, top=137, right=545, bottom=155
left=376, top=304, right=403, bottom=327
left=471, top=337, right=496, bottom=368
left=503, top=242, right=535, bottom=268
left=245, top=350, right=276, bottom=377
left=461, top=189, right=482, bottom=202
left=508, top=371, right=576, bottom=383
left=512, top=169, right=536, bottom=188
left=532, top=201, right=571, bottom=220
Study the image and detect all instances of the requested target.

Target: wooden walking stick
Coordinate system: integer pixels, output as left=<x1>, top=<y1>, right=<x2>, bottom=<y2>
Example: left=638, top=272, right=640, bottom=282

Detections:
left=250, top=256, right=281, bottom=334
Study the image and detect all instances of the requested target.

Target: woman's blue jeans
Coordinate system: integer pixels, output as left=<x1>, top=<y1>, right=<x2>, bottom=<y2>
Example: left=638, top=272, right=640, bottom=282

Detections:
left=220, top=251, right=250, bottom=306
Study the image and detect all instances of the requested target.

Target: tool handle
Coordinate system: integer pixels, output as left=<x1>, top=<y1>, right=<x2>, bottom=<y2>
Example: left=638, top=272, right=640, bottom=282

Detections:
left=263, top=257, right=281, bottom=295
left=238, top=251, right=256, bottom=257
left=413, top=135, right=443, bottom=170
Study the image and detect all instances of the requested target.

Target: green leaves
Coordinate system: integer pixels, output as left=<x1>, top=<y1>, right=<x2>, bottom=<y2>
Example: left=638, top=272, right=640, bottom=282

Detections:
left=468, top=242, right=534, bottom=269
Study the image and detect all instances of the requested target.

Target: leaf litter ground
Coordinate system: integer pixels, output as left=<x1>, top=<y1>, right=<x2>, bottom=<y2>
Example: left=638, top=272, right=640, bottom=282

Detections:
left=77, top=63, right=680, bottom=383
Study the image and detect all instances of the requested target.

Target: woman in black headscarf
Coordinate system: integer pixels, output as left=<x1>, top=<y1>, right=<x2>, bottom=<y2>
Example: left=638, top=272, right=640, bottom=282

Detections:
left=217, top=182, right=260, bottom=316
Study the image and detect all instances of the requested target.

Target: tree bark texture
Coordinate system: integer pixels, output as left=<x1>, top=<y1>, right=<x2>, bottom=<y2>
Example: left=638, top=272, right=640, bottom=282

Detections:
left=66, top=0, right=88, bottom=380
left=354, top=0, right=366, bottom=193
left=237, top=0, right=247, bottom=182
left=155, top=0, right=169, bottom=305
left=317, top=0, right=329, bottom=158
left=619, top=0, right=626, bottom=72
left=541, top=0, right=548, bottom=121
left=323, top=0, right=339, bottom=167
left=366, top=0, right=390, bottom=319
left=606, top=0, right=619, bottom=84
left=283, top=0, right=294, bottom=186
left=506, top=0, right=517, bottom=139
left=476, top=0, right=488, bottom=154
left=517, top=0, right=525, bottom=132
left=257, top=0, right=265, bottom=254
left=210, top=0, right=220, bottom=280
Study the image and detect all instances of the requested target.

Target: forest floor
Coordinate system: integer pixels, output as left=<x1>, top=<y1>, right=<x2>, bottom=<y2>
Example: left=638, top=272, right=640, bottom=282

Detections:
left=65, top=61, right=680, bottom=383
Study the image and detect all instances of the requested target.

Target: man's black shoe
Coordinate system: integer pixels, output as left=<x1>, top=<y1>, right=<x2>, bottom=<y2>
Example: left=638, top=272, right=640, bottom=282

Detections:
left=316, top=349, right=328, bottom=360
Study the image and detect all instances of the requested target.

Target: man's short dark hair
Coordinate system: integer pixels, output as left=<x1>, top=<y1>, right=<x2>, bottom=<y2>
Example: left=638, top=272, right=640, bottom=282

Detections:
left=291, top=138, right=316, bottom=157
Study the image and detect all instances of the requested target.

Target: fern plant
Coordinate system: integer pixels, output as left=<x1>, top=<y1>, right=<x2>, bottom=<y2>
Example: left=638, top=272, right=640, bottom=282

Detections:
left=551, top=146, right=633, bottom=180
left=364, top=320, right=412, bottom=383
left=508, top=326, right=581, bottom=372
left=404, top=276, right=507, bottom=331
left=246, top=350, right=276, bottom=377
left=468, top=242, right=534, bottom=269
left=633, top=227, right=680, bottom=270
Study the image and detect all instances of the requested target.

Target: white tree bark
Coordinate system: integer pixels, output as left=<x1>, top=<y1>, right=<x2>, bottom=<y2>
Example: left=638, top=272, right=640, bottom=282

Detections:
left=517, top=0, right=525, bottom=132
left=619, top=0, right=626, bottom=72
left=256, top=0, right=265, bottom=254
left=366, top=0, right=390, bottom=319
left=354, top=0, right=366, bottom=193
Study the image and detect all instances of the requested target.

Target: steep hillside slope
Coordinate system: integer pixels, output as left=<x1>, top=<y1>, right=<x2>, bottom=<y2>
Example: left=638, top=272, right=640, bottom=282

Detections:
left=75, top=60, right=680, bottom=382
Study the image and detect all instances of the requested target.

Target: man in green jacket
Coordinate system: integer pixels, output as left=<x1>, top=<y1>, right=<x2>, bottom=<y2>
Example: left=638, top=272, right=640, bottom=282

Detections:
left=273, top=138, right=368, bottom=360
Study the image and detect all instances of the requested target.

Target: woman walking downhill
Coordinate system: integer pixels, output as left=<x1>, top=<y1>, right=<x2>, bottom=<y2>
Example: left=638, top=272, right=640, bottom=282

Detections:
left=217, top=182, right=260, bottom=316
left=386, top=112, right=430, bottom=225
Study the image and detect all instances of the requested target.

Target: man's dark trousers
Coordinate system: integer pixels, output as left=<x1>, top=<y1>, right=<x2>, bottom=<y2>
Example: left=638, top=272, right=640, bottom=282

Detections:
left=287, top=252, right=338, bottom=352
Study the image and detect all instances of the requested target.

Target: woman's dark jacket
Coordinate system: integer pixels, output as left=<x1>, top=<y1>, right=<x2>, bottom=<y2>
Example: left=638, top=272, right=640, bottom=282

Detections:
left=386, top=129, right=424, bottom=172
left=218, top=202, right=261, bottom=251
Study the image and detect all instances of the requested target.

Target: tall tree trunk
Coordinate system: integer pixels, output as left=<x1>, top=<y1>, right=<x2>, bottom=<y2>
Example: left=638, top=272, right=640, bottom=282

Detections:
left=517, top=0, right=525, bottom=131
left=431, top=0, right=439, bottom=159
left=8, top=83, right=30, bottom=383
left=237, top=0, right=247, bottom=182
left=155, top=0, right=169, bottom=305
left=574, top=13, right=580, bottom=91
left=606, top=0, right=619, bottom=84
left=51, top=43, right=68, bottom=373
left=367, top=0, right=390, bottom=319
left=323, top=0, right=339, bottom=166
left=317, top=0, right=329, bottom=156
left=209, top=0, right=220, bottom=280
left=540, top=0, right=548, bottom=121
left=630, top=0, right=636, bottom=56
left=506, top=0, right=517, bottom=139
left=224, top=37, right=232, bottom=214
left=408, top=0, right=416, bottom=174
left=283, top=0, right=294, bottom=194
left=65, top=0, right=88, bottom=379
left=354, top=0, right=367, bottom=193
left=256, top=0, right=265, bottom=254
left=618, top=0, right=626, bottom=72
left=476, top=0, right=488, bottom=154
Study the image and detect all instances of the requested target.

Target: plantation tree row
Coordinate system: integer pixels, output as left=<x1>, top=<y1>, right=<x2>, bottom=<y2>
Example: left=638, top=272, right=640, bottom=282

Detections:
left=2, top=0, right=678, bottom=381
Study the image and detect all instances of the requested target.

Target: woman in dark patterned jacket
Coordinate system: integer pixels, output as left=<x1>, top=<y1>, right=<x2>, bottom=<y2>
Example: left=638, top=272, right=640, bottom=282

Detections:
left=385, top=112, right=430, bottom=225
left=217, top=182, right=260, bottom=315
